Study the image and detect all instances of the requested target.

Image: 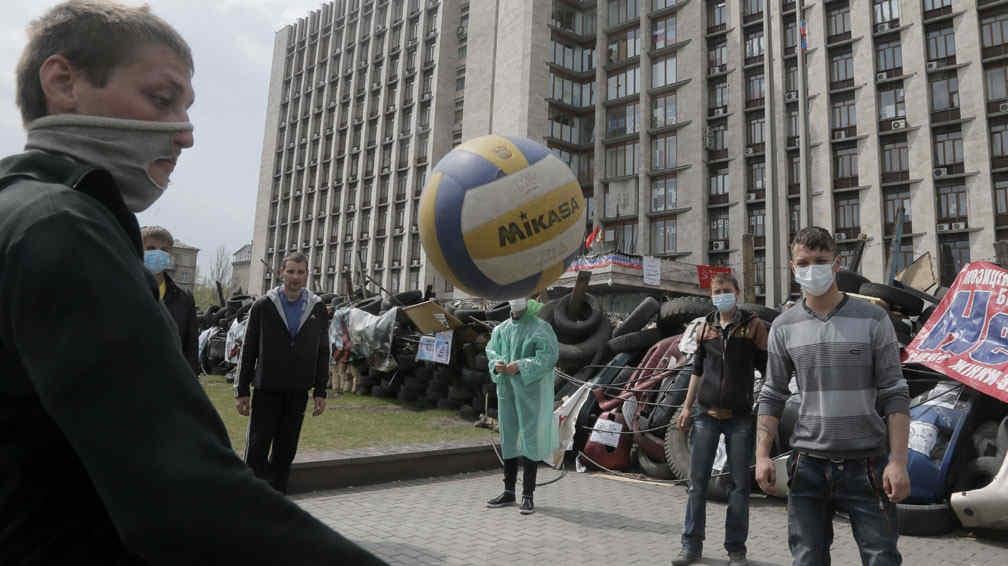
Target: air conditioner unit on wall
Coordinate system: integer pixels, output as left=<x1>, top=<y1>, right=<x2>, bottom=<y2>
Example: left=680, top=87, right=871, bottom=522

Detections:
left=951, top=221, right=967, bottom=231
left=833, top=130, right=847, bottom=140
left=835, top=232, right=848, bottom=241
left=926, top=61, right=939, bottom=71
left=891, top=119, right=906, bottom=130
left=877, top=21, right=891, bottom=33
left=747, top=192, right=759, bottom=201
left=711, top=240, right=728, bottom=251
left=754, top=285, right=764, bottom=295
left=876, top=71, right=888, bottom=81
left=933, top=167, right=948, bottom=178
left=937, top=222, right=950, bottom=232
left=745, top=147, right=755, bottom=156
left=1000, top=102, right=1008, bottom=113
left=785, top=91, right=798, bottom=102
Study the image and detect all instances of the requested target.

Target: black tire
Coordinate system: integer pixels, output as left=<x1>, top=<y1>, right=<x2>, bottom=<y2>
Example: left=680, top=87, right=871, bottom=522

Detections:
left=537, top=298, right=558, bottom=324
left=403, top=377, right=428, bottom=394
left=836, top=270, right=870, bottom=293
left=638, top=448, right=676, bottom=480
left=453, top=308, right=486, bottom=322
left=955, top=457, right=1002, bottom=492
left=458, top=405, right=477, bottom=421
left=890, top=313, right=912, bottom=346
left=395, top=351, right=417, bottom=371
left=664, top=406, right=692, bottom=480
left=920, top=305, right=936, bottom=323
left=892, top=281, right=941, bottom=307
left=739, top=303, right=779, bottom=324
left=553, top=293, right=603, bottom=341
left=859, top=283, right=925, bottom=316
left=448, top=385, right=473, bottom=401
left=658, top=296, right=712, bottom=336
left=643, top=367, right=692, bottom=437
left=397, top=388, right=419, bottom=402
left=896, top=502, right=956, bottom=536
left=436, top=398, right=461, bottom=411
left=557, top=318, right=612, bottom=371
left=607, top=327, right=663, bottom=354
left=355, top=296, right=382, bottom=315
left=471, top=352, right=489, bottom=372
left=614, top=297, right=661, bottom=338
left=370, top=385, right=388, bottom=397
left=461, top=367, right=490, bottom=388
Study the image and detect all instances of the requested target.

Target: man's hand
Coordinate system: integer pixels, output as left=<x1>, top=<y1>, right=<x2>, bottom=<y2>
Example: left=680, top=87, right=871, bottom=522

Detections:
left=494, top=361, right=507, bottom=375
left=676, top=407, right=693, bottom=431
left=235, top=396, right=250, bottom=416
left=504, top=362, right=519, bottom=375
left=882, top=459, right=910, bottom=503
left=755, top=456, right=776, bottom=493
left=312, top=397, right=326, bottom=417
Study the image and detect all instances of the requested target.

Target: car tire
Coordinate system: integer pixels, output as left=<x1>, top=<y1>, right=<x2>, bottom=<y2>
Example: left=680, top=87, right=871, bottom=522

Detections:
left=896, top=502, right=956, bottom=536
left=613, top=297, right=661, bottom=338
left=859, top=283, right=925, bottom=316
left=436, top=398, right=461, bottom=411
left=836, top=270, right=870, bottom=293
left=448, top=385, right=473, bottom=401
left=607, top=328, right=664, bottom=354
left=461, top=367, right=489, bottom=388
left=458, top=404, right=477, bottom=421
left=553, top=293, right=603, bottom=342
left=638, top=449, right=676, bottom=480
left=664, top=407, right=692, bottom=480
left=658, top=296, right=713, bottom=337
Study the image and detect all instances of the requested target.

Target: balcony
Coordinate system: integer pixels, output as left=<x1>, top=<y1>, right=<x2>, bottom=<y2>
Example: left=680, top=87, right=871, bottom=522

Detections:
left=881, top=170, right=910, bottom=184
left=923, top=4, right=953, bottom=21
left=707, top=23, right=727, bottom=36
left=745, top=143, right=765, bottom=156
left=709, top=192, right=729, bottom=206
left=878, top=117, right=908, bottom=133
left=834, top=227, right=861, bottom=242
left=984, top=41, right=1008, bottom=61
left=830, top=78, right=855, bottom=91
left=833, top=176, right=859, bottom=190
left=744, top=54, right=764, bottom=66
left=708, top=148, right=728, bottom=161
left=988, top=98, right=1008, bottom=115
left=874, top=19, right=901, bottom=35
left=708, top=105, right=729, bottom=118
left=993, top=153, right=1008, bottom=170
left=745, top=97, right=765, bottom=110
left=788, top=182, right=800, bottom=196
left=786, top=135, right=799, bottom=148
left=831, top=126, right=857, bottom=142
left=827, top=31, right=852, bottom=46
left=885, top=221, right=913, bottom=238
left=931, top=107, right=961, bottom=124
left=743, top=11, right=763, bottom=25
left=782, top=1, right=796, bottom=13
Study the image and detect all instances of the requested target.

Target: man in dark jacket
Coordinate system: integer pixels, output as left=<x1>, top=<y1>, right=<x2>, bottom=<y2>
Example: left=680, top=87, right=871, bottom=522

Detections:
left=0, top=2, right=381, bottom=563
left=236, top=251, right=329, bottom=494
left=141, top=225, right=199, bottom=374
left=673, top=273, right=768, bottom=566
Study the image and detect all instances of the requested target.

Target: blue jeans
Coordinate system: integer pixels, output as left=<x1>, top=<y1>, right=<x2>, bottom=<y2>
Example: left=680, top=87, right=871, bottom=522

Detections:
left=787, top=453, right=901, bottom=566
left=681, top=414, right=753, bottom=554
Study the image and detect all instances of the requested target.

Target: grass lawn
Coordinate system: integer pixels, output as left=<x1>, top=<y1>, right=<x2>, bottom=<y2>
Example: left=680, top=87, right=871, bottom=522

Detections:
left=201, top=375, right=491, bottom=455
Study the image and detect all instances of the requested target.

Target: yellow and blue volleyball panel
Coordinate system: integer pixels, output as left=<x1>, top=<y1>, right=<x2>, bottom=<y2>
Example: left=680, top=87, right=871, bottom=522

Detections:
left=418, top=134, right=586, bottom=300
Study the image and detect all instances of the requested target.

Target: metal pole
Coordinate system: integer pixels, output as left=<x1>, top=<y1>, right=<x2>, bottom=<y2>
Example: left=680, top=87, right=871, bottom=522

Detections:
left=885, top=203, right=906, bottom=284
left=796, top=0, right=812, bottom=228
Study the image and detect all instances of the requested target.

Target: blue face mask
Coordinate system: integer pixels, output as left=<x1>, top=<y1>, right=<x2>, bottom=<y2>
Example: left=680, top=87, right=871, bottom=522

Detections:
left=144, top=249, right=173, bottom=274
left=712, top=292, right=737, bottom=313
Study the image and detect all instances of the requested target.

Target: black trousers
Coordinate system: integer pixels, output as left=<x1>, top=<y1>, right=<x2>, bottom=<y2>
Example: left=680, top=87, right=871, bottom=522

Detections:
left=244, top=389, right=308, bottom=494
left=503, top=457, right=538, bottom=497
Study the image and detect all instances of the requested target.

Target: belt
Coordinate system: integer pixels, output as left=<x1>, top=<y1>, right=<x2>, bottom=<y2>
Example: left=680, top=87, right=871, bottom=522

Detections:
left=706, top=408, right=733, bottom=420
left=802, top=451, right=882, bottom=464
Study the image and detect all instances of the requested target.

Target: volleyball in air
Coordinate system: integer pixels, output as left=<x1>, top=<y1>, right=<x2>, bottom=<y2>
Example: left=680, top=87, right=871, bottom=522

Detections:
left=418, top=134, right=586, bottom=300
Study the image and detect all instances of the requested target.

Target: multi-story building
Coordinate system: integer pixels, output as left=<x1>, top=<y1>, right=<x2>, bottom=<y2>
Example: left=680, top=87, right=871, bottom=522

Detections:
left=253, top=0, right=1008, bottom=305
left=250, top=0, right=461, bottom=297
left=230, top=243, right=253, bottom=294
left=170, top=241, right=199, bottom=293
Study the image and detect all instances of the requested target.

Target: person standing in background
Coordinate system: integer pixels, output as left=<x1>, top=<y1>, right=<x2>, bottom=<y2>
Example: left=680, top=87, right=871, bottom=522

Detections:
left=141, top=225, right=198, bottom=375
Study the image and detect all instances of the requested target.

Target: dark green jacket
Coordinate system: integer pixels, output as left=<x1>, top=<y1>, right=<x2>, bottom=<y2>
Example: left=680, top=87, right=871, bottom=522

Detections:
left=0, top=150, right=383, bottom=564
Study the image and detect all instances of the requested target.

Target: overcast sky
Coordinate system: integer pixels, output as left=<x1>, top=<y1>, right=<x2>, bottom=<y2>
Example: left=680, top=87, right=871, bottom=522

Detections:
left=0, top=0, right=323, bottom=277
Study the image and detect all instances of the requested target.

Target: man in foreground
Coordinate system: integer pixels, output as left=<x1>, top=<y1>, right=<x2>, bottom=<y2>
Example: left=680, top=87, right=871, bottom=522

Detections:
left=674, top=273, right=768, bottom=566
left=485, top=298, right=559, bottom=515
left=756, top=227, right=910, bottom=565
left=141, top=225, right=199, bottom=375
left=236, top=252, right=330, bottom=494
left=0, top=1, right=380, bottom=562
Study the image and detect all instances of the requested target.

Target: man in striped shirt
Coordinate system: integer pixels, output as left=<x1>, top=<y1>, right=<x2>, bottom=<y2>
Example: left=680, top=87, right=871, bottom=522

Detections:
left=755, top=227, right=910, bottom=565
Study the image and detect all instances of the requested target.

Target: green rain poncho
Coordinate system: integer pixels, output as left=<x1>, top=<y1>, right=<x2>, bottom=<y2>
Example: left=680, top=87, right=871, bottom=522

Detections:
left=485, top=300, right=560, bottom=462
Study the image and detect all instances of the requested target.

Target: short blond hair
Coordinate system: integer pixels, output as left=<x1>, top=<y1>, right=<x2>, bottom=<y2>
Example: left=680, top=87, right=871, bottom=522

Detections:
left=16, top=0, right=193, bottom=124
left=140, top=225, right=174, bottom=248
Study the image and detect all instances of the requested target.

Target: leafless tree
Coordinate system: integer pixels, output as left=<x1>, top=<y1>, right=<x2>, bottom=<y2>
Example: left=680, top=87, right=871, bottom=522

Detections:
left=206, top=245, right=231, bottom=289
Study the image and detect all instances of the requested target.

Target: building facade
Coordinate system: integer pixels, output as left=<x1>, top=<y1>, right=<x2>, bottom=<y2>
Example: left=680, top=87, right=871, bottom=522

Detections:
left=230, top=243, right=253, bottom=295
left=253, top=0, right=1008, bottom=305
left=170, top=241, right=199, bottom=293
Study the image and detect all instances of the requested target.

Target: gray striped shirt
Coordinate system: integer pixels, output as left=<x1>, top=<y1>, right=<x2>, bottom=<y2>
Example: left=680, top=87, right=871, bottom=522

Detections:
left=757, top=295, right=909, bottom=458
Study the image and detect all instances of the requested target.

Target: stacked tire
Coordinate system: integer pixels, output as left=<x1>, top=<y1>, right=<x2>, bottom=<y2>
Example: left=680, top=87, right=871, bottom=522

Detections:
left=540, top=293, right=613, bottom=380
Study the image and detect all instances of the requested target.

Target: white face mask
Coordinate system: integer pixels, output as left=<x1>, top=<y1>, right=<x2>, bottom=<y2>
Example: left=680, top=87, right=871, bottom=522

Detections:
left=25, top=114, right=192, bottom=212
left=793, top=263, right=836, bottom=296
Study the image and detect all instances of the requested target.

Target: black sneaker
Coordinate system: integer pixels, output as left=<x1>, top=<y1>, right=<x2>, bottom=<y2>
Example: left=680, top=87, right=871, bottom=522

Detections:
left=519, top=495, right=534, bottom=515
left=671, top=548, right=701, bottom=566
left=728, top=551, right=749, bottom=566
left=486, top=491, right=516, bottom=508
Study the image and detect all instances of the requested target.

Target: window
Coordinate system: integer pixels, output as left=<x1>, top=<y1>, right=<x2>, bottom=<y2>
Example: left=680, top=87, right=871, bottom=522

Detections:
left=831, top=96, right=856, bottom=129
left=652, top=14, right=675, bottom=49
left=834, top=146, right=858, bottom=181
left=708, top=1, right=727, bottom=30
left=709, top=80, right=728, bottom=110
left=876, top=40, right=902, bottom=73
left=709, top=122, right=727, bottom=151
left=878, top=86, right=906, bottom=120
left=830, top=50, right=854, bottom=86
left=748, top=207, right=765, bottom=244
left=981, top=12, right=1008, bottom=50
left=607, top=66, right=640, bottom=99
left=873, top=0, right=900, bottom=26
left=996, top=178, right=1008, bottom=223
left=604, top=141, right=638, bottom=178
left=986, top=66, right=1008, bottom=102
left=994, top=122, right=1008, bottom=162
left=454, top=98, right=464, bottom=123
left=747, top=116, right=765, bottom=145
left=652, top=133, right=677, bottom=170
left=930, top=72, right=959, bottom=112
left=606, top=102, right=640, bottom=135
left=746, top=73, right=765, bottom=104
left=924, top=0, right=952, bottom=13
left=749, top=161, right=766, bottom=192
left=551, top=74, right=595, bottom=106
left=785, top=64, right=798, bottom=92
left=827, top=5, right=850, bottom=39
left=933, top=129, right=964, bottom=166
left=881, top=140, right=909, bottom=176
left=939, top=234, right=970, bottom=285
left=834, top=194, right=860, bottom=234
left=606, top=0, right=639, bottom=27
left=884, top=188, right=911, bottom=232
left=937, top=184, right=967, bottom=221
left=886, top=239, right=914, bottom=274
left=605, top=222, right=637, bottom=253
left=926, top=26, right=956, bottom=63
left=455, top=66, right=465, bottom=91
left=784, top=21, right=797, bottom=53
left=743, top=0, right=763, bottom=17
left=651, top=55, right=677, bottom=88
left=709, top=42, right=727, bottom=68
left=607, top=28, right=640, bottom=63
left=651, top=176, right=677, bottom=212
left=652, top=218, right=677, bottom=255
left=652, top=93, right=676, bottom=128
left=709, top=167, right=729, bottom=199
left=709, top=209, right=729, bottom=241
left=745, top=30, right=764, bottom=61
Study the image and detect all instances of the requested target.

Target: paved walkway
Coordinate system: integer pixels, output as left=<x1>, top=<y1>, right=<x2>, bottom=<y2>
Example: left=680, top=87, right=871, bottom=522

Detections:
left=294, top=469, right=1007, bottom=565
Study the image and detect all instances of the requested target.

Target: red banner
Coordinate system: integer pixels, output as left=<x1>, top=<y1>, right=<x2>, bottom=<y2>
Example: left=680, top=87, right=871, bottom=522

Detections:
left=696, top=265, right=733, bottom=289
left=904, top=262, right=1008, bottom=404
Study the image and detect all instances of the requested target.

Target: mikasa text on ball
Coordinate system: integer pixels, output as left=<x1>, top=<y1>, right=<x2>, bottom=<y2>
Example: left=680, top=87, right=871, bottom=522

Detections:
left=418, top=134, right=586, bottom=300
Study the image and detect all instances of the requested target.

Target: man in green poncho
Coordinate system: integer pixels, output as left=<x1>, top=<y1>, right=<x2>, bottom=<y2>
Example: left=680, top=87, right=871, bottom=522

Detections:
left=485, top=297, right=559, bottom=515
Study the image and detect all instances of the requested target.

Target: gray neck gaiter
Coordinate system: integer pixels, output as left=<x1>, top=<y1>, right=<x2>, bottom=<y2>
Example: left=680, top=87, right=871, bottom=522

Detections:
left=25, top=114, right=193, bottom=212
